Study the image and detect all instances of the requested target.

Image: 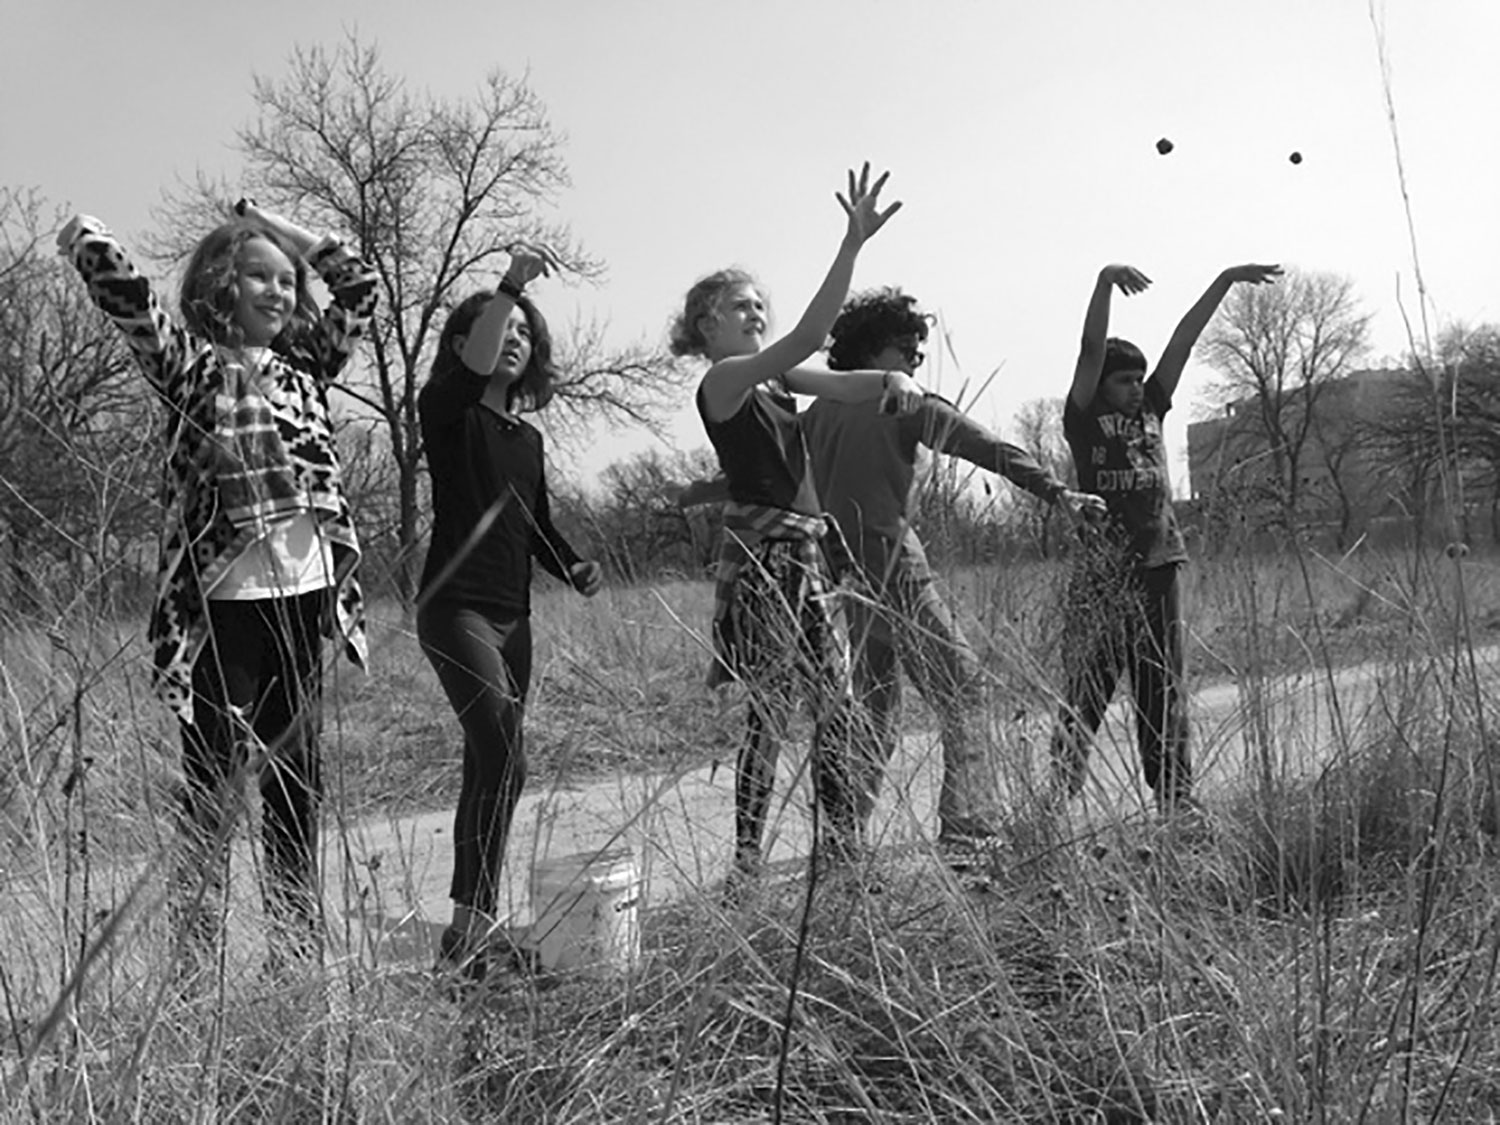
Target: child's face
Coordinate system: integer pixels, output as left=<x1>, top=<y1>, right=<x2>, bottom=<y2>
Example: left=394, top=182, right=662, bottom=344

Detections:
left=1099, top=367, right=1146, bottom=413
left=868, top=335, right=925, bottom=375
left=491, top=305, right=533, bottom=383
left=701, top=283, right=767, bottom=360
left=233, top=237, right=298, bottom=347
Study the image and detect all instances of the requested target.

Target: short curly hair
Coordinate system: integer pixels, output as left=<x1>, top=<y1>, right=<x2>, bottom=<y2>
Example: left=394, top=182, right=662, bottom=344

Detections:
left=826, top=286, right=931, bottom=371
left=668, top=268, right=764, bottom=358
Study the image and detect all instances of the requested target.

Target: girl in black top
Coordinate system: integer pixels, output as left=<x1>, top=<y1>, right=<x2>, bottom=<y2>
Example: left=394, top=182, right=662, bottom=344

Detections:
left=418, top=247, right=601, bottom=977
left=672, top=165, right=921, bottom=887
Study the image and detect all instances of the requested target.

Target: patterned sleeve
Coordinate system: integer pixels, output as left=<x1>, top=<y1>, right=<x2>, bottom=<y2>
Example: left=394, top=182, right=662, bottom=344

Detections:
left=302, top=235, right=380, bottom=385
left=64, top=217, right=192, bottom=404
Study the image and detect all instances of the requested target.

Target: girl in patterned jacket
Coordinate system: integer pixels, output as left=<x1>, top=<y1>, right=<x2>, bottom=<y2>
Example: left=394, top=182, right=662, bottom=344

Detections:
left=58, top=200, right=378, bottom=969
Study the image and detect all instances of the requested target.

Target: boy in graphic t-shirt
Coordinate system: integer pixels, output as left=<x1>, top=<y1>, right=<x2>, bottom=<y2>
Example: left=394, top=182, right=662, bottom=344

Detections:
left=1053, top=261, right=1281, bottom=816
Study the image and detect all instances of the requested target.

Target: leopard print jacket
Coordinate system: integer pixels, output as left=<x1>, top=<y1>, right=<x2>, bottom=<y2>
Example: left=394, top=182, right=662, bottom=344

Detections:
left=65, top=219, right=378, bottom=723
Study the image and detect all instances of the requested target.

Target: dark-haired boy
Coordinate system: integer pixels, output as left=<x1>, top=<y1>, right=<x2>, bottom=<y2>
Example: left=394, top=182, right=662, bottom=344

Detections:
left=1052, top=262, right=1281, bottom=815
left=801, top=287, right=1103, bottom=861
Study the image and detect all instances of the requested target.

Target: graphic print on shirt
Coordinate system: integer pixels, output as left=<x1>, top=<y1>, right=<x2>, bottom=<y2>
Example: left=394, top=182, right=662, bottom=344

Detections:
left=1089, top=411, right=1168, bottom=498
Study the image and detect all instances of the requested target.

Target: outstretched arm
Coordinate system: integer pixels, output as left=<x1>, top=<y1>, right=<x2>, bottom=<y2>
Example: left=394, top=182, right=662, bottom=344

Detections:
left=785, top=365, right=923, bottom=414
left=920, top=396, right=1068, bottom=503
left=1153, top=263, right=1282, bottom=398
left=699, top=163, right=901, bottom=422
left=1068, top=263, right=1151, bottom=411
left=57, top=213, right=191, bottom=402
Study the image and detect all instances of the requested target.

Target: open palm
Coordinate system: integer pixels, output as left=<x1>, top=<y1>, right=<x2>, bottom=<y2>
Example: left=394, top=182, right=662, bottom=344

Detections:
left=837, top=162, right=902, bottom=247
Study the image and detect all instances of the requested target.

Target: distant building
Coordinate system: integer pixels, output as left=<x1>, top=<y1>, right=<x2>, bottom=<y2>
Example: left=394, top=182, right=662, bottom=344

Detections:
left=1185, top=368, right=1417, bottom=543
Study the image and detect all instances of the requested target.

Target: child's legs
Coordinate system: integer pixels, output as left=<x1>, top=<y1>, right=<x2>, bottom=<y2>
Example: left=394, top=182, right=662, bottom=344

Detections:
left=250, top=593, right=327, bottom=936
left=178, top=602, right=264, bottom=940
left=418, top=602, right=532, bottom=920
left=1131, top=564, right=1190, bottom=802
left=795, top=577, right=870, bottom=850
left=736, top=692, right=791, bottom=863
left=846, top=597, right=902, bottom=808
left=1051, top=567, right=1129, bottom=795
left=897, top=576, right=996, bottom=836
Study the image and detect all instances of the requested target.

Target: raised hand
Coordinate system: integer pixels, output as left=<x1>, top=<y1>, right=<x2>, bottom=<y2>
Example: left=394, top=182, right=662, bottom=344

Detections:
left=837, top=162, right=902, bottom=247
left=1101, top=264, right=1152, bottom=296
left=504, top=243, right=563, bottom=290
left=56, top=214, right=91, bottom=254
left=1222, top=263, right=1283, bottom=286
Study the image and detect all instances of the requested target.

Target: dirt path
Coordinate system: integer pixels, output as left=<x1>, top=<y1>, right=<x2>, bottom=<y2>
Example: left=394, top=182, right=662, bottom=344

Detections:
left=0, top=652, right=1450, bottom=1012
left=330, top=652, right=1401, bottom=966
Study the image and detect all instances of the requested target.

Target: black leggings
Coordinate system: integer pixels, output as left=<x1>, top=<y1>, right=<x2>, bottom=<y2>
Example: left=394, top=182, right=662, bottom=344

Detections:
left=180, top=592, right=325, bottom=941
left=418, top=601, right=532, bottom=918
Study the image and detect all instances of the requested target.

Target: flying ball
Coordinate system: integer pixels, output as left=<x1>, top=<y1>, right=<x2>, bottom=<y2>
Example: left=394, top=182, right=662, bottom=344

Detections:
left=1155, top=137, right=1174, bottom=155
left=1289, top=151, right=1303, bottom=165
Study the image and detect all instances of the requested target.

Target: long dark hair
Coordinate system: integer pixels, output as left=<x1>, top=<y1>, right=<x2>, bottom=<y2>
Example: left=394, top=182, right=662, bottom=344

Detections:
left=431, top=290, right=560, bottom=410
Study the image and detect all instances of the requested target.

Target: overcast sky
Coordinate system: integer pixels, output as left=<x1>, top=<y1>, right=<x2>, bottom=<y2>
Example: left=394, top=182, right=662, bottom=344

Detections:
left=4, top=0, right=1496, bottom=493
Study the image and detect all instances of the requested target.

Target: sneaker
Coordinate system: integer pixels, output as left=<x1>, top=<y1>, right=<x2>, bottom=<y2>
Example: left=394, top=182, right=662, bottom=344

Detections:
left=936, top=831, right=1005, bottom=873
left=809, top=830, right=888, bottom=893
left=435, top=925, right=488, bottom=986
left=1156, top=793, right=1214, bottom=844
left=722, top=848, right=763, bottom=909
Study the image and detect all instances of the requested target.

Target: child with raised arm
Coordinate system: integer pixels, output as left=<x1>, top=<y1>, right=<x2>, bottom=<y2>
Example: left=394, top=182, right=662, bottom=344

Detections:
left=672, top=164, right=921, bottom=889
left=58, top=199, right=378, bottom=968
left=800, top=287, right=1104, bottom=864
left=417, top=248, right=602, bottom=981
left=1051, top=262, right=1281, bottom=817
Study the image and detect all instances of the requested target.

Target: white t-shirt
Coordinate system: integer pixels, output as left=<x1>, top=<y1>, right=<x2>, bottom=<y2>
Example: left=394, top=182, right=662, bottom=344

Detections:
left=208, top=511, right=337, bottom=601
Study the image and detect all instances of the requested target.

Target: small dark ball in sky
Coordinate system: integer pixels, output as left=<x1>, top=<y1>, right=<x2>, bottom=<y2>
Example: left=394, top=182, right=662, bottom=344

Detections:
left=1289, top=151, right=1303, bottom=164
left=1155, top=137, right=1174, bottom=155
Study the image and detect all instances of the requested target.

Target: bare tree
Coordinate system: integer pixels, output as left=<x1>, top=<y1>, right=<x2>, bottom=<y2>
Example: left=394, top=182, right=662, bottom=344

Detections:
left=546, top=318, right=692, bottom=450
left=0, top=187, right=158, bottom=612
left=1197, top=268, right=1371, bottom=527
left=156, top=33, right=685, bottom=601
left=1363, top=324, right=1500, bottom=545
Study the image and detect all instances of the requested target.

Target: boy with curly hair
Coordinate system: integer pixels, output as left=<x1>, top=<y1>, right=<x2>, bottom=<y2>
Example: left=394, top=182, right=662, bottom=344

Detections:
left=801, top=287, right=1102, bottom=861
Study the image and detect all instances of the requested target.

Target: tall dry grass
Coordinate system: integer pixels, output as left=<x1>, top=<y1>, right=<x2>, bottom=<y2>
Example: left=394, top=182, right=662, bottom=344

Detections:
left=4, top=531, right=1500, bottom=1121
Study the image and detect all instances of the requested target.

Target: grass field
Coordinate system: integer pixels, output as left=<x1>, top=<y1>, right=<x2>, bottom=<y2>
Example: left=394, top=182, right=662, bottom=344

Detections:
left=4, top=539, right=1500, bottom=1121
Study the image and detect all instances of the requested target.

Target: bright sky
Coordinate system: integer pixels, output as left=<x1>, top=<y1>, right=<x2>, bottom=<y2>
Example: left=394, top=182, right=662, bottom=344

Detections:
left=4, top=0, right=1496, bottom=494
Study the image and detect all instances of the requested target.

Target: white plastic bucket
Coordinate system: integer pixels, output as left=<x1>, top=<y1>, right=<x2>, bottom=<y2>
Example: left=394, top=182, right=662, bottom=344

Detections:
left=529, top=847, right=642, bottom=974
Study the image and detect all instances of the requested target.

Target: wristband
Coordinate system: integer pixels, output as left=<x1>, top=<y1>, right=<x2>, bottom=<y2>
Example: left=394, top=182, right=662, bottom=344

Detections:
left=498, top=276, right=525, bottom=301
left=233, top=197, right=254, bottom=217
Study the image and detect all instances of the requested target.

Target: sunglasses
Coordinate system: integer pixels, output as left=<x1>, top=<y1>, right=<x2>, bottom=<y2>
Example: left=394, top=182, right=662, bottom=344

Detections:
left=896, top=341, right=925, bottom=369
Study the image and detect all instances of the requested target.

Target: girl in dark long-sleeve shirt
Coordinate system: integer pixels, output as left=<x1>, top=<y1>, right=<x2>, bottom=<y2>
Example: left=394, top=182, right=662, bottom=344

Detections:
left=417, top=248, right=601, bottom=980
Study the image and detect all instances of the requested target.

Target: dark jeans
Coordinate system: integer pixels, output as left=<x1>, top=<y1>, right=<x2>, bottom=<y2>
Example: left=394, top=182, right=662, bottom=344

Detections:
left=179, top=592, right=326, bottom=950
left=845, top=563, right=1000, bottom=840
left=1052, top=561, right=1190, bottom=805
left=418, top=601, right=532, bottom=918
